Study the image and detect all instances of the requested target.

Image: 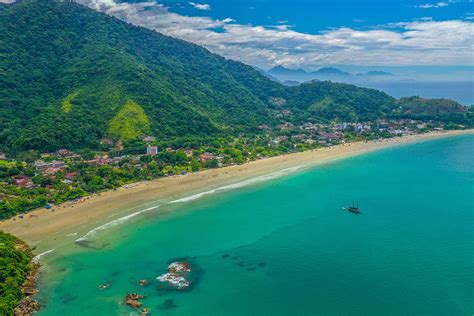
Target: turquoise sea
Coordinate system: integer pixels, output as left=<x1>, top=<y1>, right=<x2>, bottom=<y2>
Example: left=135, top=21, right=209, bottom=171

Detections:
left=37, top=135, right=473, bottom=315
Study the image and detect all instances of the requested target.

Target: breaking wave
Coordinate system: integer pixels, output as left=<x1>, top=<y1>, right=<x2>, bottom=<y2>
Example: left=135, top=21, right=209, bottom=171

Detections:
left=75, top=204, right=161, bottom=242
left=33, top=249, right=55, bottom=262
left=170, top=164, right=306, bottom=203
left=75, top=164, right=307, bottom=242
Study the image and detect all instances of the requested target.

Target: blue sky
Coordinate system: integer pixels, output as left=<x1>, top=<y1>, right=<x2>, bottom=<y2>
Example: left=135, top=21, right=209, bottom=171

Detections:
left=158, top=0, right=473, bottom=34
left=46, top=0, right=474, bottom=79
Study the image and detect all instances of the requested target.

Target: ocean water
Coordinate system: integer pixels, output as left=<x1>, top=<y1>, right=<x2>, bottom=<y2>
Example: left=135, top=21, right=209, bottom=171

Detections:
left=36, top=135, right=474, bottom=315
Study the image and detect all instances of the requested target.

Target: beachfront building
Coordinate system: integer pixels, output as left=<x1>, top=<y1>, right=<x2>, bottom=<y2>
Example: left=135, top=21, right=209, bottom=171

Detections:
left=199, top=152, right=215, bottom=163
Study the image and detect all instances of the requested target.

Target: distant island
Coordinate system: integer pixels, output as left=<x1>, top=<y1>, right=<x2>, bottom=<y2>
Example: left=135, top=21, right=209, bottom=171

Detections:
left=268, top=65, right=393, bottom=79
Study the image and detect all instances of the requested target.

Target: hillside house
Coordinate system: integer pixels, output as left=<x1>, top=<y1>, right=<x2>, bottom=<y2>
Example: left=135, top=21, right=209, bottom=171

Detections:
left=147, top=146, right=158, bottom=155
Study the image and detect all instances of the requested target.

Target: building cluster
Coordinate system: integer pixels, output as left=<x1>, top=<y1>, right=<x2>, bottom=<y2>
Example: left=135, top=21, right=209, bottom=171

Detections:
left=4, top=118, right=445, bottom=191
left=264, top=118, right=445, bottom=148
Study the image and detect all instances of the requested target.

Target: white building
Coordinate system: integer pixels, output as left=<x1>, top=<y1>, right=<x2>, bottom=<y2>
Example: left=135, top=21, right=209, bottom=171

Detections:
left=147, top=146, right=158, bottom=155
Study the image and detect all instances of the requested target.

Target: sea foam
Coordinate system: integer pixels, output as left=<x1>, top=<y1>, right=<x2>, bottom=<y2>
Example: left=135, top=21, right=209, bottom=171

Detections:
left=33, top=249, right=55, bottom=262
left=75, top=204, right=161, bottom=242
left=76, top=164, right=307, bottom=242
left=170, top=165, right=305, bottom=204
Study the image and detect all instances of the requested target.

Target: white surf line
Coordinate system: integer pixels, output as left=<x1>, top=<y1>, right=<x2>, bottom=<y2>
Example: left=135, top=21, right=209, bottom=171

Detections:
left=169, top=164, right=308, bottom=204
left=33, top=249, right=55, bottom=262
left=106, top=199, right=162, bottom=219
left=66, top=232, right=77, bottom=237
left=75, top=163, right=310, bottom=242
left=75, top=204, right=161, bottom=242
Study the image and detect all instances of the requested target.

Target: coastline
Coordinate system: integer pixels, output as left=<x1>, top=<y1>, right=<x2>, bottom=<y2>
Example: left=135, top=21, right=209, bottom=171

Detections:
left=0, top=130, right=472, bottom=253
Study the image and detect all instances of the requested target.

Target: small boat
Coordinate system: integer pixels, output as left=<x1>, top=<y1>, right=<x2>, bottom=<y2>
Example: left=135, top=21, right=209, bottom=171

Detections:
left=343, top=201, right=361, bottom=214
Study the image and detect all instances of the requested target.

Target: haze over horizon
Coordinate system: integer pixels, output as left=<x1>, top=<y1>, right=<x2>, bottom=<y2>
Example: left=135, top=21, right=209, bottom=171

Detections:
left=0, top=2, right=473, bottom=315
left=8, top=0, right=470, bottom=83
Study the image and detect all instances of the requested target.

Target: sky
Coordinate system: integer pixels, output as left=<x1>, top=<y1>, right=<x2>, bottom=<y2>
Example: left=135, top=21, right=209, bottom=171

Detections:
left=5, top=0, right=473, bottom=79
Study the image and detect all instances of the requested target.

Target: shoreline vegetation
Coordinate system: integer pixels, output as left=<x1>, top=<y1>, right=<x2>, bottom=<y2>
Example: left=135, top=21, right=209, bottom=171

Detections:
left=1, top=130, right=472, bottom=252
left=0, top=231, right=40, bottom=315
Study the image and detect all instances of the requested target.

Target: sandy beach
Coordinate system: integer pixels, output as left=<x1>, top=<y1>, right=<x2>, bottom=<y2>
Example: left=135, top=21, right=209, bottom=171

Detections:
left=0, top=130, right=472, bottom=252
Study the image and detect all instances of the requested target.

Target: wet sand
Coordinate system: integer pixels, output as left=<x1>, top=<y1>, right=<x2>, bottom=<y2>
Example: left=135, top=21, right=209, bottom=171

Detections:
left=0, top=130, right=472, bottom=251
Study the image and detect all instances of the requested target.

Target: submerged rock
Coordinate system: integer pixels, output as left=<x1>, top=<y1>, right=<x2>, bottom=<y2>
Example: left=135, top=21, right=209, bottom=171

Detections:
left=162, top=299, right=177, bottom=309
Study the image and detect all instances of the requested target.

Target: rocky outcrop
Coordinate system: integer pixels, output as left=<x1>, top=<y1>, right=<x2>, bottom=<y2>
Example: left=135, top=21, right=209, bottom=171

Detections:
left=14, top=242, right=41, bottom=316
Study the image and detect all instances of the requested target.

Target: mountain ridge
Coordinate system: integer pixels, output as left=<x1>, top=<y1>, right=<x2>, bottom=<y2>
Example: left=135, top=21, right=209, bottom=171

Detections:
left=0, top=0, right=470, bottom=154
left=268, top=65, right=393, bottom=78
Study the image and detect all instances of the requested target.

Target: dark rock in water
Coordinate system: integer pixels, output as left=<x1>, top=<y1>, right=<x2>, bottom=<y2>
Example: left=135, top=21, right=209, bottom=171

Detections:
left=61, top=293, right=77, bottom=303
left=246, top=267, right=256, bottom=271
left=157, top=261, right=195, bottom=291
left=231, top=256, right=238, bottom=260
left=161, top=299, right=178, bottom=310
left=221, top=254, right=230, bottom=259
left=138, top=279, right=150, bottom=286
left=258, top=262, right=266, bottom=268
left=237, top=261, right=245, bottom=267
left=124, top=293, right=144, bottom=309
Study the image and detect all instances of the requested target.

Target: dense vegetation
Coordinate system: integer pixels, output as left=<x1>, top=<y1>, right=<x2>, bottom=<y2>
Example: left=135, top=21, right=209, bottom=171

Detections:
left=0, top=135, right=324, bottom=219
left=1, top=0, right=470, bottom=156
left=0, top=231, right=33, bottom=314
left=395, top=97, right=473, bottom=126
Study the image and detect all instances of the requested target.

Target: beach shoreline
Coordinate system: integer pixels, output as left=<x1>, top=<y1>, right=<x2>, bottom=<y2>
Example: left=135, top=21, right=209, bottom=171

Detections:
left=1, top=130, right=472, bottom=252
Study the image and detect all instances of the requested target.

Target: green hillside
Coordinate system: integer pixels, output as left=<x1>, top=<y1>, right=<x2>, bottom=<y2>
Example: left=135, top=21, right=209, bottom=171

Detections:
left=0, top=231, right=34, bottom=314
left=0, top=0, right=470, bottom=154
left=395, top=97, right=473, bottom=123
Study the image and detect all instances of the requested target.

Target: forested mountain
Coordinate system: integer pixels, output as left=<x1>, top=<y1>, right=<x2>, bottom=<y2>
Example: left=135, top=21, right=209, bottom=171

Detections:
left=0, top=0, right=471, bottom=154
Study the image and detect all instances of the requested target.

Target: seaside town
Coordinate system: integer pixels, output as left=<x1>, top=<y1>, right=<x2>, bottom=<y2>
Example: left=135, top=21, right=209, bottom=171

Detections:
left=0, top=118, right=454, bottom=220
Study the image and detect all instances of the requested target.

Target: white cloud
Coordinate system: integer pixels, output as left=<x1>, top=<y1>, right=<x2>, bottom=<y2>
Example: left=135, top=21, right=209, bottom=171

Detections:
left=75, top=0, right=474, bottom=69
left=221, top=18, right=235, bottom=23
left=189, top=2, right=210, bottom=11
left=418, top=2, right=449, bottom=8
left=0, top=0, right=17, bottom=3
left=416, top=17, right=434, bottom=21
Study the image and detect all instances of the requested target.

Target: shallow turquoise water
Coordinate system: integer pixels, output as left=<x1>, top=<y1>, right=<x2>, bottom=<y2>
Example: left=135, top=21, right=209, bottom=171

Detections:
left=37, top=135, right=474, bottom=315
